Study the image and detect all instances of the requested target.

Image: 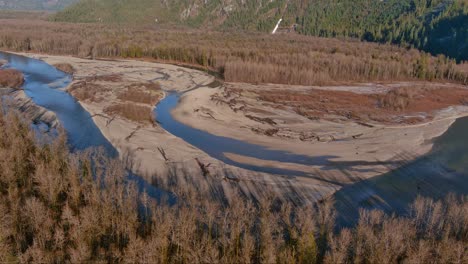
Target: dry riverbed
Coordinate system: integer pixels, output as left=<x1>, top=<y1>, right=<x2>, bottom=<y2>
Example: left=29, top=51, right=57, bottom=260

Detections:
left=173, top=82, right=468, bottom=182
left=14, top=53, right=468, bottom=204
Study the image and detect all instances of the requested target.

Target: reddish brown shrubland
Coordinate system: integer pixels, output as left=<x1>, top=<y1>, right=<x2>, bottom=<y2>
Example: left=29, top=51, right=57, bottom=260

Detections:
left=0, top=19, right=467, bottom=86
left=104, top=103, right=154, bottom=124
left=84, top=73, right=123, bottom=82
left=378, top=87, right=419, bottom=111
left=249, top=84, right=468, bottom=124
left=117, top=89, right=161, bottom=105
left=53, top=63, right=74, bottom=74
left=125, top=82, right=161, bottom=93
left=0, top=107, right=466, bottom=263
left=0, top=69, right=24, bottom=89
left=68, top=81, right=110, bottom=102
left=117, top=82, right=162, bottom=105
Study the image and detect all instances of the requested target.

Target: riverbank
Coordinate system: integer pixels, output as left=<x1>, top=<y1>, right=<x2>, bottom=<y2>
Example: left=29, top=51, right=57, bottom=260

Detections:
left=12, top=52, right=468, bottom=204
left=19, top=53, right=329, bottom=203
left=0, top=67, right=58, bottom=130
left=172, top=82, right=468, bottom=180
left=0, top=88, right=59, bottom=129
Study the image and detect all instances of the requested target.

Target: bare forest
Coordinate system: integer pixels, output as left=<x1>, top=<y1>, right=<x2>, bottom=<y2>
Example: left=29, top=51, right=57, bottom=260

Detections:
left=0, top=19, right=467, bottom=86
left=1, top=14, right=468, bottom=264
left=0, top=102, right=466, bottom=263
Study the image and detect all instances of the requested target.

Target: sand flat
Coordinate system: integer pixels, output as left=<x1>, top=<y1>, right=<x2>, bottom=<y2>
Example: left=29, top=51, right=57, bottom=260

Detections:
left=15, top=52, right=468, bottom=204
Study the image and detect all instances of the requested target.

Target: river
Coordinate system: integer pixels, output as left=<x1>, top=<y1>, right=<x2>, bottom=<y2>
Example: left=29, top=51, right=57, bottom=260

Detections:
left=0, top=51, right=173, bottom=202
left=154, top=92, right=332, bottom=176
left=1, top=51, right=466, bottom=220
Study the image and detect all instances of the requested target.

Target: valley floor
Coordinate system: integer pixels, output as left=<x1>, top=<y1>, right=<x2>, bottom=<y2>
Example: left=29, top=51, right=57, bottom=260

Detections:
left=17, top=52, right=468, bottom=204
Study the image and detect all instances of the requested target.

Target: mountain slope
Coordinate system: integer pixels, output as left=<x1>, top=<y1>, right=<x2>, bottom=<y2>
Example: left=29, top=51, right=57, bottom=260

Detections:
left=0, top=0, right=77, bottom=10
left=53, top=0, right=468, bottom=61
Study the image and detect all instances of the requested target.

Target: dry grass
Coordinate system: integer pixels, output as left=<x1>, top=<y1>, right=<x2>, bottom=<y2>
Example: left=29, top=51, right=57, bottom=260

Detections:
left=83, top=73, right=123, bottom=82
left=378, top=87, right=419, bottom=111
left=68, top=81, right=110, bottom=102
left=126, top=82, right=161, bottom=92
left=0, top=69, right=24, bottom=89
left=104, top=103, right=154, bottom=124
left=117, top=89, right=161, bottom=105
left=117, top=82, right=162, bottom=105
left=0, top=19, right=466, bottom=86
left=0, top=108, right=466, bottom=263
left=53, top=63, right=75, bottom=74
left=250, top=84, right=468, bottom=124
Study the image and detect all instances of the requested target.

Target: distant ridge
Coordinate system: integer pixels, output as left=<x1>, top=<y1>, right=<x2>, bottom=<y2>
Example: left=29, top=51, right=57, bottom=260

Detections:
left=52, top=0, right=467, bottom=61
left=0, top=0, right=77, bottom=11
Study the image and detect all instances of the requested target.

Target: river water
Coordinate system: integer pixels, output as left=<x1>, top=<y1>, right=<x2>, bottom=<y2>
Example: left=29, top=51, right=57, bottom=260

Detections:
left=0, top=51, right=172, bottom=201
left=0, top=51, right=116, bottom=153
left=1, top=51, right=466, bottom=218
left=154, top=93, right=334, bottom=176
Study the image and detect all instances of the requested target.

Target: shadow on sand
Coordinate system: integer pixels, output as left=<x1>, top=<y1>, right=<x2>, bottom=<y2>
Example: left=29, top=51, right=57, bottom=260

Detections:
left=333, top=116, right=468, bottom=226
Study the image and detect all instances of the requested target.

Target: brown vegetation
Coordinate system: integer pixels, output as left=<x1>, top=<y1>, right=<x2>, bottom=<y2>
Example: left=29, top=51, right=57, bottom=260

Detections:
left=0, top=10, right=50, bottom=20
left=252, top=85, right=468, bottom=124
left=83, top=73, right=123, bottom=83
left=0, top=19, right=467, bottom=86
left=117, top=89, right=160, bottom=105
left=0, top=69, right=24, bottom=89
left=378, top=87, right=419, bottom=111
left=68, top=81, right=110, bottom=103
left=126, top=82, right=161, bottom=93
left=53, top=63, right=74, bottom=74
left=0, top=107, right=466, bottom=263
left=69, top=77, right=161, bottom=123
left=104, top=103, right=154, bottom=124
left=117, top=82, right=162, bottom=105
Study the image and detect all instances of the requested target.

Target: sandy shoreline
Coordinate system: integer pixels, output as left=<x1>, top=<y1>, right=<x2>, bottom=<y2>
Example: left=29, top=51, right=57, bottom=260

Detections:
left=10, top=52, right=468, bottom=204
left=0, top=87, right=59, bottom=129
left=172, top=84, right=468, bottom=177
left=13, top=53, right=328, bottom=203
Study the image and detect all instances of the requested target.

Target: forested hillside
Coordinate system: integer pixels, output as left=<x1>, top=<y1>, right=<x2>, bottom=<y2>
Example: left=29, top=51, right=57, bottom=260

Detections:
left=53, top=0, right=468, bottom=61
left=0, top=0, right=77, bottom=10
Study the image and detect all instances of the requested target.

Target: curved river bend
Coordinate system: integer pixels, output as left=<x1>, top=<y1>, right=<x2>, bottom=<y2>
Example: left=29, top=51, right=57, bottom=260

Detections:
left=0, top=52, right=115, bottom=153
left=154, top=93, right=334, bottom=176
left=0, top=51, right=171, bottom=201
left=1, top=51, right=466, bottom=218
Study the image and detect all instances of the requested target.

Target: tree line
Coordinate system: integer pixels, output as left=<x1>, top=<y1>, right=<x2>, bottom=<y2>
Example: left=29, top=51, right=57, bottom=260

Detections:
left=0, top=19, right=467, bottom=86
left=52, top=0, right=468, bottom=62
left=0, top=93, right=466, bottom=263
